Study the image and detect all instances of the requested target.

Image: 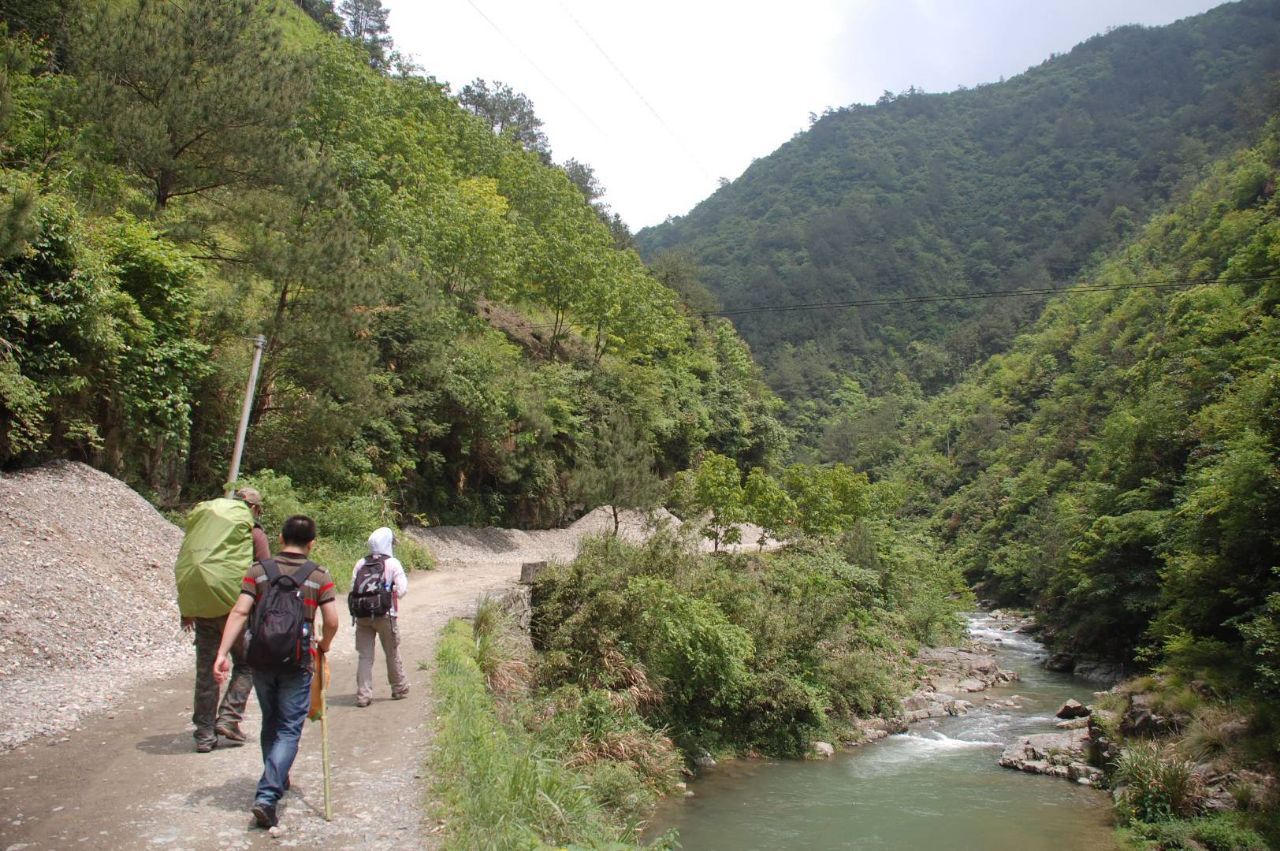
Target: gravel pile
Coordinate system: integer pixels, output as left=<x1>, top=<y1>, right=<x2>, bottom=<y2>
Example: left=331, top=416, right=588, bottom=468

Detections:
left=0, top=461, right=190, bottom=751
left=410, top=505, right=771, bottom=564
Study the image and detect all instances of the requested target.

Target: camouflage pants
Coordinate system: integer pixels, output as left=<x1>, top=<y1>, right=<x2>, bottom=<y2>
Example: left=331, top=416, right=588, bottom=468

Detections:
left=192, top=616, right=253, bottom=744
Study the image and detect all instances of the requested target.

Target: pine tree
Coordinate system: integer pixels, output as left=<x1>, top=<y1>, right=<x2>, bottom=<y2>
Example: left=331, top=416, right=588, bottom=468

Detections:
left=338, top=0, right=391, bottom=71
left=458, top=79, right=549, bottom=157
left=73, top=0, right=311, bottom=211
left=571, top=411, right=665, bottom=535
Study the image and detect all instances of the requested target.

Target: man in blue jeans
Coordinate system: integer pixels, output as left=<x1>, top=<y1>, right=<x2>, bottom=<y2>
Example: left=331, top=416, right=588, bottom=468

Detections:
left=213, top=515, right=340, bottom=829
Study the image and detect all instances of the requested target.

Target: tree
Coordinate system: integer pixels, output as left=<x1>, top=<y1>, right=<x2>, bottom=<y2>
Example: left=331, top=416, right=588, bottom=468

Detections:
left=782, top=463, right=870, bottom=540
left=562, top=158, right=602, bottom=203
left=458, top=79, right=549, bottom=158
left=295, top=0, right=343, bottom=33
left=649, top=249, right=720, bottom=316
left=338, top=0, right=391, bottom=70
left=72, top=0, right=311, bottom=211
left=571, top=411, right=666, bottom=535
left=688, top=452, right=746, bottom=552
left=743, top=468, right=795, bottom=549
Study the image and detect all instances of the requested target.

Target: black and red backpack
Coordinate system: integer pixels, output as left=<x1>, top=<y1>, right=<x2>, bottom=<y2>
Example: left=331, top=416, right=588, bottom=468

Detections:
left=245, top=559, right=318, bottom=671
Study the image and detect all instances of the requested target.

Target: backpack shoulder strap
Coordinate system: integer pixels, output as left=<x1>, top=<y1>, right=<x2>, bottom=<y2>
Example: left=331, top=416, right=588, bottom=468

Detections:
left=294, top=560, right=320, bottom=587
left=261, top=558, right=279, bottom=582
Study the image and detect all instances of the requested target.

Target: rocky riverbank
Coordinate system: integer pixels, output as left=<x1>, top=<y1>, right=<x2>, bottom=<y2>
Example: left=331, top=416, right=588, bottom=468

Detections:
left=819, top=636, right=1022, bottom=754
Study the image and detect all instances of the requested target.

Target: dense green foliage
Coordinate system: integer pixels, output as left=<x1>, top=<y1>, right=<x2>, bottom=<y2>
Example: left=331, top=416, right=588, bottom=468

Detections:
left=0, top=2, right=784, bottom=525
left=636, top=0, right=1280, bottom=450
left=531, top=528, right=965, bottom=758
left=883, top=123, right=1280, bottom=699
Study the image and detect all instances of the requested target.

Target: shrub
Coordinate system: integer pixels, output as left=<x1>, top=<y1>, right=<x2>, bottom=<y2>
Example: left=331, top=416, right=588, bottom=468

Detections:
left=1124, top=813, right=1268, bottom=850
left=530, top=685, right=682, bottom=801
left=730, top=669, right=828, bottom=756
left=1179, top=706, right=1247, bottom=763
left=1113, top=741, right=1200, bottom=823
left=820, top=647, right=905, bottom=719
left=532, top=530, right=950, bottom=758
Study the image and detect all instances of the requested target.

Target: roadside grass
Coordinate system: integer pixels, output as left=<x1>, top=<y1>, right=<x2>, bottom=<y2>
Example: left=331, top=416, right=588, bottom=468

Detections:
left=431, top=617, right=668, bottom=850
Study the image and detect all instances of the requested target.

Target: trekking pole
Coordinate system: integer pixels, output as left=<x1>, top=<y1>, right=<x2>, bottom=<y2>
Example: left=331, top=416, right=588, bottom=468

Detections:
left=318, top=650, right=333, bottom=821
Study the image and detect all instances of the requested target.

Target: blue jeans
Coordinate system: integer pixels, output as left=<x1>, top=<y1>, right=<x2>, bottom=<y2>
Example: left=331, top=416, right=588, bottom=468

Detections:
left=252, top=668, right=312, bottom=807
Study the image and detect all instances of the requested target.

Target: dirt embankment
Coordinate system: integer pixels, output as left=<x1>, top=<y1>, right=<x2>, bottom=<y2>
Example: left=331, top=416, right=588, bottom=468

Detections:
left=0, top=461, right=190, bottom=751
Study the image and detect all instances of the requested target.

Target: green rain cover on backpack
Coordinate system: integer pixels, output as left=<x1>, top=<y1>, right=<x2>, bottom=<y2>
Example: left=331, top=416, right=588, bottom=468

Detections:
left=174, top=497, right=254, bottom=618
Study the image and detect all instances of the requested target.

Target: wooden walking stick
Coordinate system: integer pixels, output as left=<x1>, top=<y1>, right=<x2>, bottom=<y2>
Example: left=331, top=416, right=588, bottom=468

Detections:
left=318, top=650, right=333, bottom=821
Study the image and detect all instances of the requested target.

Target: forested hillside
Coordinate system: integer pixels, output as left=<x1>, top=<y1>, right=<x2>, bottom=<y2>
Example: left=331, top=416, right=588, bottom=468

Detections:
left=636, top=0, right=1280, bottom=450
left=889, top=120, right=1279, bottom=692
left=0, top=0, right=784, bottom=525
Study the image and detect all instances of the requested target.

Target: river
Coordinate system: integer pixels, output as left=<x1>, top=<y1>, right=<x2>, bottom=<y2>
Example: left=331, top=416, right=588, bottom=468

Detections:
left=647, top=614, right=1118, bottom=850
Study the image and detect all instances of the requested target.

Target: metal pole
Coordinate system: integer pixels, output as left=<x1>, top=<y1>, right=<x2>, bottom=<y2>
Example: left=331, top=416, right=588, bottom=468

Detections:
left=226, top=335, right=266, bottom=495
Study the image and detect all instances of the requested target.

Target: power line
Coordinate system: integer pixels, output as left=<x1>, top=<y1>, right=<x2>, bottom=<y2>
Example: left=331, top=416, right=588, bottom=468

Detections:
left=556, top=1, right=715, bottom=182
left=459, top=0, right=611, bottom=141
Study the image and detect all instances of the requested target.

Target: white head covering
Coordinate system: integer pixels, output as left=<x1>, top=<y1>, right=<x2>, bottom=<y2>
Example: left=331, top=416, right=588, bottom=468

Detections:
left=367, top=526, right=395, bottom=557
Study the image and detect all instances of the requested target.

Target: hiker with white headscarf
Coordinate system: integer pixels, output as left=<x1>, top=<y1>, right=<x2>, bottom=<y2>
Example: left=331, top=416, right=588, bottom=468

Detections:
left=347, top=526, right=409, bottom=706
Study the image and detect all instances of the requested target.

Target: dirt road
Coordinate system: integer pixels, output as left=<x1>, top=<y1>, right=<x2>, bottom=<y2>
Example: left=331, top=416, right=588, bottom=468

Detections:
left=0, top=559, right=520, bottom=850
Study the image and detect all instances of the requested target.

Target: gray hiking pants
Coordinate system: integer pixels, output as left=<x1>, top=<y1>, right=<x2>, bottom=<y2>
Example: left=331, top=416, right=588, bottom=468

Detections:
left=355, top=616, right=408, bottom=703
left=193, top=616, right=253, bottom=744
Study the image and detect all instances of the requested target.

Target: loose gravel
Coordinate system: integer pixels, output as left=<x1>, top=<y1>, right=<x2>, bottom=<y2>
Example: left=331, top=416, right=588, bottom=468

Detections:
left=0, top=461, right=190, bottom=751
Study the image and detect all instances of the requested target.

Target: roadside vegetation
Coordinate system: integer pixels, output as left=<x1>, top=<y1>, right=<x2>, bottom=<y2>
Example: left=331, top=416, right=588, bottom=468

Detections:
left=431, top=613, right=677, bottom=849
left=430, top=463, right=968, bottom=846
left=233, top=470, right=433, bottom=587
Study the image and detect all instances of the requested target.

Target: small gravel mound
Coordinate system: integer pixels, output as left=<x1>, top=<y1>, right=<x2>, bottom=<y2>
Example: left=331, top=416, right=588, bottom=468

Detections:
left=0, top=461, right=189, bottom=750
left=410, top=506, right=771, bottom=564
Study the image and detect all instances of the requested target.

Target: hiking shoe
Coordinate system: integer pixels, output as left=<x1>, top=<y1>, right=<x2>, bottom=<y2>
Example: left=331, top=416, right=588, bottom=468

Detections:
left=392, top=690, right=409, bottom=700
left=251, top=802, right=278, bottom=829
left=355, top=698, right=371, bottom=708
left=195, top=739, right=216, bottom=753
left=215, top=723, right=247, bottom=743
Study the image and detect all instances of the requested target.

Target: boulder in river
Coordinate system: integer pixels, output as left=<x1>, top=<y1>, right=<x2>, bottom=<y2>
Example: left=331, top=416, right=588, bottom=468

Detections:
left=1055, top=699, right=1090, bottom=719
left=812, top=741, right=835, bottom=759
left=999, top=728, right=1101, bottom=786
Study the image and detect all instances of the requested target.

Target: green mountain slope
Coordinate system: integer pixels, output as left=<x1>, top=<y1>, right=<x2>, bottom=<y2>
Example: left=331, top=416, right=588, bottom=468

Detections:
left=636, top=0, right=1280, bottom=409
left=892, top=119, right=1280, bottom=683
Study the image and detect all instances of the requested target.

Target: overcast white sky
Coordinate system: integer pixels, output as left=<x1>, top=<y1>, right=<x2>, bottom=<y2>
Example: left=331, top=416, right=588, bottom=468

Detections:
left=382, top=0, right=1225, bottom=230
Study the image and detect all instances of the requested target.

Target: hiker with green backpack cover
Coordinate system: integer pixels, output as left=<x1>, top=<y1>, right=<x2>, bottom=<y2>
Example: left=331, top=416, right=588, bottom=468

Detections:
left=174, top=487, right=271, bottom=752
